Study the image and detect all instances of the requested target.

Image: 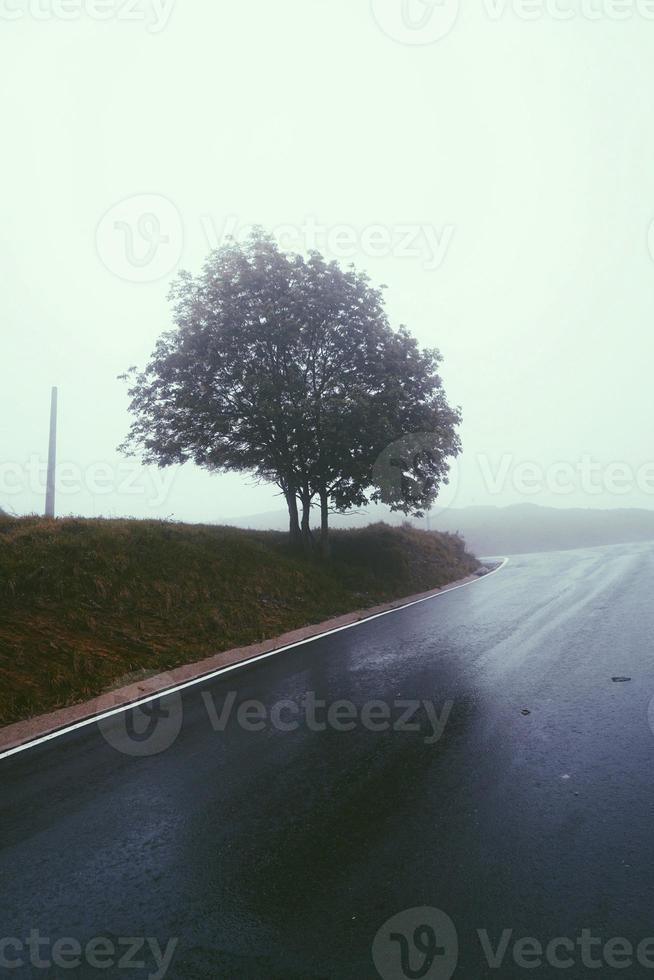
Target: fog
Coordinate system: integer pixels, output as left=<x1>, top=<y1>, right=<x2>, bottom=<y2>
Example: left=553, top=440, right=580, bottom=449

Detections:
left=2, top=0, right=654, bottom=523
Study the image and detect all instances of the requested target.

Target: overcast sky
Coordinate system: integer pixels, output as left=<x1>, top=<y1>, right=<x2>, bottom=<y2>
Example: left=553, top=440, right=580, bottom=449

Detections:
left=2, top=0, right=654, bottom=523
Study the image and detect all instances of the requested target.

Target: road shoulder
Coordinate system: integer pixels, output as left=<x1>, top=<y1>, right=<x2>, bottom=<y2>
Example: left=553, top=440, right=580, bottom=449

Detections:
left=0, top=562, right=504, bottom=756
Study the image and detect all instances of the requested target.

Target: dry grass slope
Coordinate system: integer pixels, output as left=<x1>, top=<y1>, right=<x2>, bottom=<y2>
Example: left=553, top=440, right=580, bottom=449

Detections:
left=0, top=516, right=478, bottom=727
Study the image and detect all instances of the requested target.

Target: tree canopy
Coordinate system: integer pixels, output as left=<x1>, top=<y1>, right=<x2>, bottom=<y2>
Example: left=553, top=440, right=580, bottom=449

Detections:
left=120, top=230, right=462, bottom=555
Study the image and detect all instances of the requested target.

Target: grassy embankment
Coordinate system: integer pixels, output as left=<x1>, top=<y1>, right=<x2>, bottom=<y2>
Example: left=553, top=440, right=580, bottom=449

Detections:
left=0, top=517, right=478, bottom=728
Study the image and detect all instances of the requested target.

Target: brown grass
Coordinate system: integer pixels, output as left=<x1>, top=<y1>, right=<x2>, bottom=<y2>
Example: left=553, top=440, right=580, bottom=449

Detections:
left=0, top=516, right=478, bottom=727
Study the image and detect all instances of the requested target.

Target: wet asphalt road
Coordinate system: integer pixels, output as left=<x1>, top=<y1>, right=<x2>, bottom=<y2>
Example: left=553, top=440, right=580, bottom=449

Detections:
left=3, top=543, right=654, bottom=979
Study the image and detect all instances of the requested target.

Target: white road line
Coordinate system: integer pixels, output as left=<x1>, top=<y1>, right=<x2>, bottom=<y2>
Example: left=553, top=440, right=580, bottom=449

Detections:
left=0, top=557, right=509, bottom=762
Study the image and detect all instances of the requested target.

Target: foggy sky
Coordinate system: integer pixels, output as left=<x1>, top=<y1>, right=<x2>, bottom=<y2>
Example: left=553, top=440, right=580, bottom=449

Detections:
left=2, top=0, right=654, bottom=523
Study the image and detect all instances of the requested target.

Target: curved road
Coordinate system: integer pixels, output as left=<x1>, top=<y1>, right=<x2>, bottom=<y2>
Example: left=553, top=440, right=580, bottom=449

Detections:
left=2, top=543, right=654, bottom=978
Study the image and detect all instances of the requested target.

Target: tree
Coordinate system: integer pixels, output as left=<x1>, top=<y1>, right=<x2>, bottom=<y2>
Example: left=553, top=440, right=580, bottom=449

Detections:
left=119, top=229, right=462, bottom=557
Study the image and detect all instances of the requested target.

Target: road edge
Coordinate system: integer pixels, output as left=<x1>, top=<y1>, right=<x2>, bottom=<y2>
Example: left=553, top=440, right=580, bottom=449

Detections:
left=0, top=557, right=508, bottom=760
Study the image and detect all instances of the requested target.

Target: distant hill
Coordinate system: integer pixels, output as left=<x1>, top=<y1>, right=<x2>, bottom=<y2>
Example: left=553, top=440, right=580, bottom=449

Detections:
left=223, top=503, right=654, bottom=556
left=432, top=503, right=654, bottom=555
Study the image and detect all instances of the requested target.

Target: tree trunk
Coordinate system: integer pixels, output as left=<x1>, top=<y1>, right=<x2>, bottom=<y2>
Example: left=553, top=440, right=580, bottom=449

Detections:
left=300, top=493, right=314, bottom=555
left=319, top=489, right=330, bottom=559
left=284, top=488, right=302, bottom=548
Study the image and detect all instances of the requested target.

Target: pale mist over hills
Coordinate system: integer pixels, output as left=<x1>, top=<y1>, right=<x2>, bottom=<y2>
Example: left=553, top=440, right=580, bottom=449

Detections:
left=224, top=504, right=654, bottom=557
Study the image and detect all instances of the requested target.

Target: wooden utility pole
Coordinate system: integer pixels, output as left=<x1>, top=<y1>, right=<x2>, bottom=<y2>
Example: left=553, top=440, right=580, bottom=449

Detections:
left=45, top=386, right=58, bottom=519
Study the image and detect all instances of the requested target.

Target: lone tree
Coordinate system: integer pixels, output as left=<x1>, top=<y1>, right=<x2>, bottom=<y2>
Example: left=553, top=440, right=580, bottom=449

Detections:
left=120, top=230, right=462, bottom=556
